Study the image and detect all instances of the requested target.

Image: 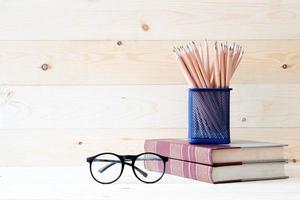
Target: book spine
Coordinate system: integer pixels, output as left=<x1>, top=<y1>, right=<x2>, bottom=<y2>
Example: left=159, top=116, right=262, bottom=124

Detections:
left=144, top=139, right=213, bottom=165
left=145, top=158, right=214, bottom=183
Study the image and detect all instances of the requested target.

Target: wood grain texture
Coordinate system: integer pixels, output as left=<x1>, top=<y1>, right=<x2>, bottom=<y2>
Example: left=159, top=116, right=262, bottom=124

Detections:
left=0, top=128, right=298, bottom=166
left=0, top=165, right=298, bottom=200
left=0, top=85, right=299, bottom=129
left=0, top=0, right=299, bottom=40
left=0, top=40, right=299, bottom=85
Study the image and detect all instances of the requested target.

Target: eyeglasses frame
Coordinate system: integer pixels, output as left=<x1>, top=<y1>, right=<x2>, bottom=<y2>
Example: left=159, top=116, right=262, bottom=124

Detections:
left=86, top=152, right=168, bottom=184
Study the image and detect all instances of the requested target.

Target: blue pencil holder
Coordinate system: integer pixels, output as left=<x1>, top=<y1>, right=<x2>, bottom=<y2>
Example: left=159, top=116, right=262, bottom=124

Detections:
left=188, top=88, right=232, bottom=144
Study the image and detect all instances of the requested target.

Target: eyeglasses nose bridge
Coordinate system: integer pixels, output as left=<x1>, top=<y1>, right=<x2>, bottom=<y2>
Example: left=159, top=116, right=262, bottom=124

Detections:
left=123, top=155, right=136, bottom=161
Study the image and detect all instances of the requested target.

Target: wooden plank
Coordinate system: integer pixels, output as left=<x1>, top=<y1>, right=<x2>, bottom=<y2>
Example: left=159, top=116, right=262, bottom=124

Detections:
left=0, top=40, right=299, bottom=85
left=0, top=128, right=298, bottom=166
left=0, top=85, right=299, bottom=129
left=0, top=165, right=299, bottom=200
left=0, top=0, right=299, bottom=40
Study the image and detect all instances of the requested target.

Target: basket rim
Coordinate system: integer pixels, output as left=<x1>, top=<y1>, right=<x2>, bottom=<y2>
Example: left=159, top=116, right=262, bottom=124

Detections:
left=189, top=88, right=232, bottom=91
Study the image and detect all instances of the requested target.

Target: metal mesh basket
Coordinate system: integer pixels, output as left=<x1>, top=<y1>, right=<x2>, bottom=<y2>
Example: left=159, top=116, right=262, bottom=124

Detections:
left=188, top=88, right=232, bottom=144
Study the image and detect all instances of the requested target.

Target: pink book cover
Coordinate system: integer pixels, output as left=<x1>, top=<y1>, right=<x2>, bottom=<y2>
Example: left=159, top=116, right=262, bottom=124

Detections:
left=144, top=138, right=286, bottom=165
left=144, top=158, right=214, bottom=183
left=144, top=158, right=287, bottom=184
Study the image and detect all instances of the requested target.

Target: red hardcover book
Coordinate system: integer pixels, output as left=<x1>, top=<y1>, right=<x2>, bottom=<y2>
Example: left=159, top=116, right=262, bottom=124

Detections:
left=144, top=138, right=286, bottom=165
left=144, top=139, right=288, bottom=183
left=145, top=157, right=287, bottom=183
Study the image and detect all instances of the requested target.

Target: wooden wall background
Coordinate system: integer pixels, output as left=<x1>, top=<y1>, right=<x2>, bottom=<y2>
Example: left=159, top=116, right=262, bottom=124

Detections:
left=0, top=0, right=299, bottom=166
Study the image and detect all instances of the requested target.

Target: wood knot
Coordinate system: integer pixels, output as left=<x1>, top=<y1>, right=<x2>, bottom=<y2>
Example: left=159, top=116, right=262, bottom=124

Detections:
left=77, top=141, right=83, bottom=145
left=7, top=91, right=14, bottom=97
left=241, top=117, right=247, bottom=122
left=117, top=41, right=122, bottom=46
left=141, top=24, right=150, bottom=31
left=281, top=64, right=288, bottom=69
left=41, top=64, right=49, bottom=71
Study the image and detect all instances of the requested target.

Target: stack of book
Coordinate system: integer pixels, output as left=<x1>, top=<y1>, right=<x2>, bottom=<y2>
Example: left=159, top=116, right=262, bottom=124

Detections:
left=144, top=139, right=288, bottom=183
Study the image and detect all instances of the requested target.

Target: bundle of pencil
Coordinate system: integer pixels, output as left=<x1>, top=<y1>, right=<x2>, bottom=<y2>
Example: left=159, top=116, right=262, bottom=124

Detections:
left=173, top=41, right=244, bottom=88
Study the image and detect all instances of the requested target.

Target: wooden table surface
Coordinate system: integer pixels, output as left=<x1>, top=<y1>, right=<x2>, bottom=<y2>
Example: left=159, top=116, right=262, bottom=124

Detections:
left=0, top=164, right=299, bottom=200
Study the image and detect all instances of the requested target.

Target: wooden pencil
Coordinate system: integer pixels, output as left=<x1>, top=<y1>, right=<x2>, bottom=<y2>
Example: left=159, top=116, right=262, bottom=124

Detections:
left=223, top=44, right=228, bottom=87
left=214, top=43, right=221, bottom=88
left=219, top=44, right=225, bottom=88
left=180, top=47, right=202, bottom=88
left=226, top=47, right=233, bottom=87
left=173, top=41, right=243, bottom=89
left=192, top=42, right=211, bottom=87
left=230, top=50, right=244, bottom=81
left=187, top=44, right=207, bottom=88
left=204, top=40, right=210, bottom=81
left=173, top=48, right=197, bottom=88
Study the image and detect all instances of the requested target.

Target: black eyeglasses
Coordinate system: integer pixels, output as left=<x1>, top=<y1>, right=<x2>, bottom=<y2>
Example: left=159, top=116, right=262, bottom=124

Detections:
left=86, top=152, right=168, bottom=184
